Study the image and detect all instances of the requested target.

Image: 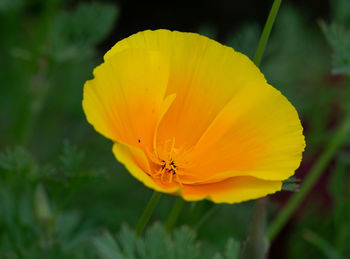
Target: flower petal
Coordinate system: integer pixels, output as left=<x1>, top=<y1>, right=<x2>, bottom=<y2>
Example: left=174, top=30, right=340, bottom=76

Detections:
left=83, top=48, right=171, bottom=151
left=186, top=81, right=305, bottom=181
left=112, top=142, right=180, bottom=193
left=181, top=177, right=282, bottom=204
left=104, top=29, right=265, bottom=151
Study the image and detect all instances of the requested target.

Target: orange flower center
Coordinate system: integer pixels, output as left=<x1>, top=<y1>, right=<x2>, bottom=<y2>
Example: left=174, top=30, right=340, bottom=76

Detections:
left=155, top=159, right=178, bottom=183
left=146, top=137, right=189, bottom=185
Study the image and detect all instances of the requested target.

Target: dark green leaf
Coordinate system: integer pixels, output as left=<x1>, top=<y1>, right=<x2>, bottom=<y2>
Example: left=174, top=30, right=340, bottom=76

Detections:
left=320, top=21, right=350, bottom=76
left=93, top=230, right=123, bottom=259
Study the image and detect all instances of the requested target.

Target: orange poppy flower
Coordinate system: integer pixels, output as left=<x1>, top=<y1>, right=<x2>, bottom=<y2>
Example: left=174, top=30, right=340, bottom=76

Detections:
left=83, top=29, right=305, bottom=204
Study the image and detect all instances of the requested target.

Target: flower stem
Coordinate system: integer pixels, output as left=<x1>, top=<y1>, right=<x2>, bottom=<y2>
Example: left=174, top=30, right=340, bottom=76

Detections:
left=135, top=191, right=161, bottom=236
left=165, top=197, right=185, bottom=232
left=253, top=0, right=282, bottom=66
left=240, top=198, right=269, bottom=259
left=268, top=119, right=350, bottom=242
left=194, top=205, right=219, bottom=231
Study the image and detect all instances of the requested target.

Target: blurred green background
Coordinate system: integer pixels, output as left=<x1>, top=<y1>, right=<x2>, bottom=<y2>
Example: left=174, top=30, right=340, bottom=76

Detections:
left=1, top=0, right=350, bottom=258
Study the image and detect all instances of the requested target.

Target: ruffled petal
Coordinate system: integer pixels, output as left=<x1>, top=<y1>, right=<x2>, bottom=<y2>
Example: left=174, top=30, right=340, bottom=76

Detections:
left=181, top=177, right=282, bottom=204
left=186, top=81, right=305, bottom=181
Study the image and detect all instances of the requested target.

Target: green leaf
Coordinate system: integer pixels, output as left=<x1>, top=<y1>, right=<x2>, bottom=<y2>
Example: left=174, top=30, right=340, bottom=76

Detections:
left=70, top=2, right=119, bottom=46
left=93, top=230, right=123, bottom=259
left=59, top=141, right=85, bottom=177
left=224, top=238, right=240, bottom=259
left=136, top=223, right=172, bottom=259
left=320, top=21, right=350, bottom=76
left=50, top=2, right=119, bottom=62
left=282, top=176, right=300, bottom=192
left=34, top=183, right=52, bottom=223
left=0, top=0, right=24, bottom=12
left=331, top=0, right=350, bottom=25
left=118, top=224, right=137, bottom=259
left=0, top=146, right=37, bottom=179
left=172, top=226, right=201, bottom=259
left=92, top=223, right=205, bottom=259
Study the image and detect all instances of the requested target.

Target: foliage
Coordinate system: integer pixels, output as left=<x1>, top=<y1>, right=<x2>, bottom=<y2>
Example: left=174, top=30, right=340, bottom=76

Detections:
left=0, top=146, right=97, bottom=258
left=93, top=223, right=239, bottom=259
left=320, top=22, right=350, bottom=76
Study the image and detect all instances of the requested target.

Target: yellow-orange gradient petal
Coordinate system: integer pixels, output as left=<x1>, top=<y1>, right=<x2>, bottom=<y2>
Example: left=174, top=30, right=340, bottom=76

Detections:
left=185, top=81, right=305, bottom=182
left=181, top=177, right=282, bottom=204
left=83, top=48, right=170, bottom=150
left=104, top=30, right=266, bottom=151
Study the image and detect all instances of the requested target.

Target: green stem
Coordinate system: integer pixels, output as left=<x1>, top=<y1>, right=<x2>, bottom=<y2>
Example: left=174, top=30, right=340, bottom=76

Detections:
left=268, top=120, right=350, bottom=242
left=253, top=0, right=282, bottom=66
left=135, top=191, right=161, bottom=236
left=18, top=59, right=49, bottom=145
left=17, top=0, right=60, bottom=146
left=165, top=197, right=185, bottom=232
left=240, top=198, right=269, bottom=259
left=345, top=77, right=350, bottom=117
left=194, top=205, right=219, bottom=231
left=185, top=201, right=203, bottom=225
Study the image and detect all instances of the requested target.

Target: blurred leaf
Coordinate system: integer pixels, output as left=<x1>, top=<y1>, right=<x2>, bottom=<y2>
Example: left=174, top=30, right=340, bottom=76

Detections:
left=0, top=146, right=38, bottom=179
left=94, top=223, right=207, bottom=259
left=171, top=225, right=201, bottom=259
left=331, top=0, right=350, bottom=25
left=34, top=183, right=52, bottom=223
left=136, top=223, right=172, bottom=259
left=49, top=2, right=119, bottom=62
left=60, top=141, right=85, bottom=177
left=211, top=238, right=240, bottom=259
left=320, top=21, right=350, bottom=76
left=224, top=238, right=240, bottom=259
left=0, top=0, right=24, bottom=11
left=94, top=230, right=123, bottom=259
left=118, top=224, right=138, bottom=259
left=282, top=176, right=300, bottom=192
left=0, top=185, right=16, bottom=227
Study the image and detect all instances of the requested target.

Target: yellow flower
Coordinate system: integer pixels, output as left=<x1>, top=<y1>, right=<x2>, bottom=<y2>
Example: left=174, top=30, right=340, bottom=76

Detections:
left=83, top=29, right=305, bottom=204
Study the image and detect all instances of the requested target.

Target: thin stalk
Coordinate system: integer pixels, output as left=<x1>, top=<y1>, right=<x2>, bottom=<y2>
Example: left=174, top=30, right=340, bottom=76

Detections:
left=185, top=201, right=203, bottom=225
left=345, top=77, right=350, bottom=117
left=18, top=59, right=49, bottom=145
left=17, top=0, right=60, bottom=145
left=194, top=205, right=219, bottom=231
left=268, top=119, right=350, bottom=242
left=135, top=191, right=161, bottom=236
left=165, top=197, right=185, bottom=232
left=253, top=0, right=282, bottom=66
left=240, top=198, right=269, bottom=259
